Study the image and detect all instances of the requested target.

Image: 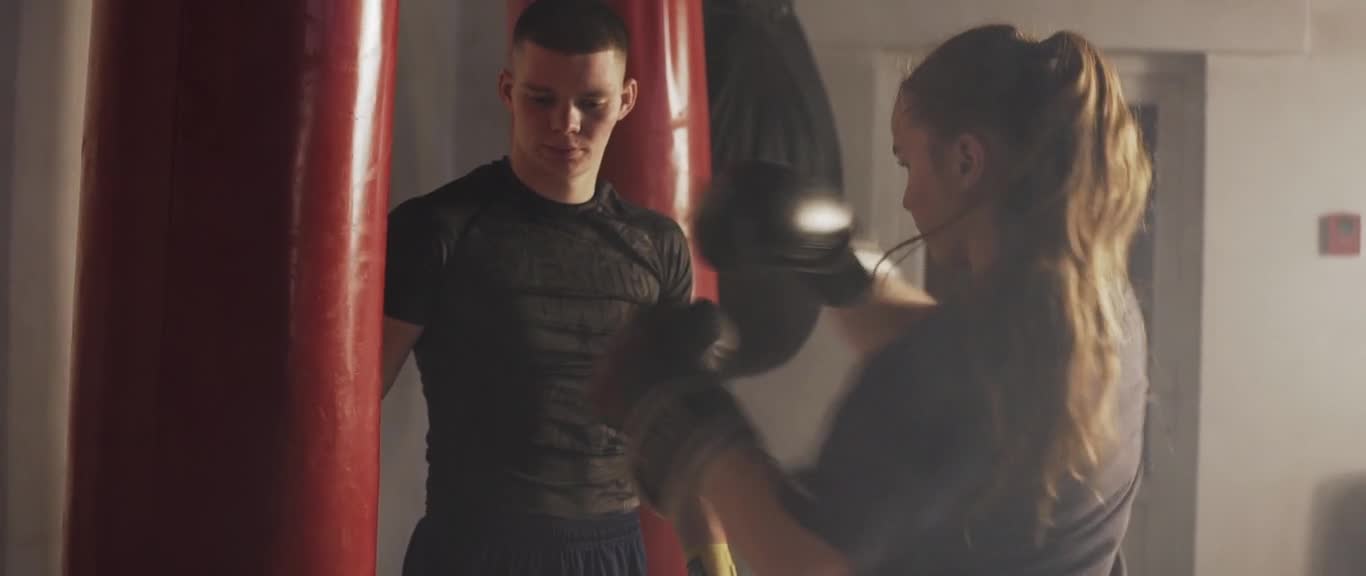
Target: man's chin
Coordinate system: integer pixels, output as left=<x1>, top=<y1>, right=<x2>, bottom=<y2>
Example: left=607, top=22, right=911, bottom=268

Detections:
left=538, top=154, right=594, bottom=178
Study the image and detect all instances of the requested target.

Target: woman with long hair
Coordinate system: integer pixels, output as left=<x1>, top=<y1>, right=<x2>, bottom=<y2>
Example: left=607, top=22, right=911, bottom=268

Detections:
left=596, top=24, right=1152, bottom=575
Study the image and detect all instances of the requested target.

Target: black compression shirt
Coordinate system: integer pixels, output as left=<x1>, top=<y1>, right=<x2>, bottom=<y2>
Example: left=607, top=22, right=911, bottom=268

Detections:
left=384, top=158, right=693, bottom=520
left=787, top=281, right=1149, bottom=575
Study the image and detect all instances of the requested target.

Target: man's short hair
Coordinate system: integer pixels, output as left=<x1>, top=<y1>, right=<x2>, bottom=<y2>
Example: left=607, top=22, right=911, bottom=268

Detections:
left=512, top=1, right=631, bottom=60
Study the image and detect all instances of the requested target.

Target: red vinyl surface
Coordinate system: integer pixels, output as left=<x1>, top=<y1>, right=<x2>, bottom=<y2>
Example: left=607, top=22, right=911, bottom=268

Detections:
left=67, top=1, right=398, bottom=574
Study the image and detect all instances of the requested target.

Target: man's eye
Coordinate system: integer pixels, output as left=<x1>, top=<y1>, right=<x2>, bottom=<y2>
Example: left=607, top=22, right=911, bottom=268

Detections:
left=578, top=99, right=607, bottom=110
left=530, top=95, right=554, bottom=106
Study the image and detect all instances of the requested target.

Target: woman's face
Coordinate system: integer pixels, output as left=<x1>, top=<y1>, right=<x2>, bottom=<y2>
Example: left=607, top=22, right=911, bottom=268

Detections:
left=891, top=95, right=961, bottom=264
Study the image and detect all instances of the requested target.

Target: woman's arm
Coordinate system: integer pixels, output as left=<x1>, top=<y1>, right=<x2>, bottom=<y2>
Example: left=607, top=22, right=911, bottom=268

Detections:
left=676, top=495, right=739, bottom=575
left=832, top=274, right=937, bottom=358
left=697, top=447, right=853, bottom=576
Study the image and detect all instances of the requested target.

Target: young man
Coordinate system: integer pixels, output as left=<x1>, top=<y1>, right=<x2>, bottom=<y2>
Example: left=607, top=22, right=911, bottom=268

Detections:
left=382, top=2, right=733, bottom=574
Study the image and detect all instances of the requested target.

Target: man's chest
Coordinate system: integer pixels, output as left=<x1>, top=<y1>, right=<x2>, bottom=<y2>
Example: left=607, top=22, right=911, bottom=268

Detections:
left=436, top=214, right=664, bottom=354
left=461, top=215, right=662, bottom=303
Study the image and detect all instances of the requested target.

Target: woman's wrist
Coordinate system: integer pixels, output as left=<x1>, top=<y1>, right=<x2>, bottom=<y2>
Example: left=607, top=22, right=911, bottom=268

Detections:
left=676, top=494, right=726, bottom=547
left=696, top=445, right=855, bottom=576
left=698, top=444, right=768, bottom=511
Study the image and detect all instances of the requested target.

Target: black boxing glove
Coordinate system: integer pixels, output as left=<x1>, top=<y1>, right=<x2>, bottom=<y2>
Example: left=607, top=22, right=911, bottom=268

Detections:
left=591, top=300, right=759, bottom=516
left=697, top=160, right=874, bottom=307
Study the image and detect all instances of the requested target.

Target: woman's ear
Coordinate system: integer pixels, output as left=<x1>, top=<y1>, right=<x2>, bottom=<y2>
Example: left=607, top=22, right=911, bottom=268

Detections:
left=951, top=132, right=987, bottom=190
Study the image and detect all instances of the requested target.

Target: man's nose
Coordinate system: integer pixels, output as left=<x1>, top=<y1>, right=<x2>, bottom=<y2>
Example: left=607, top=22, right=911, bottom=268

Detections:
left=550, top=102, right=581, bottom=134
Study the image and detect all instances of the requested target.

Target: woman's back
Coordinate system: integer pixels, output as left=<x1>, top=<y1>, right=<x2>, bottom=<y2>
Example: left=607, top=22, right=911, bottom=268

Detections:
left=793, top=285, right=1149, bottom=575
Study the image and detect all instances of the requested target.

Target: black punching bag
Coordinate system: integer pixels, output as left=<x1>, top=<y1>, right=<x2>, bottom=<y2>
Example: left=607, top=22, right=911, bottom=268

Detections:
left=704, top=0, right=843, bottom=191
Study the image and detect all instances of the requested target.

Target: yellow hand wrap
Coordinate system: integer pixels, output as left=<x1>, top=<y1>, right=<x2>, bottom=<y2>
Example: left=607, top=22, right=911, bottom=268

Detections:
left=685, top=543, right=738, bottom=576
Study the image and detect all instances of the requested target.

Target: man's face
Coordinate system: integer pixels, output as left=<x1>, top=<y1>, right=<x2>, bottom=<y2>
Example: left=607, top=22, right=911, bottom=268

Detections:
left=499, top=42, right=636, bottom=183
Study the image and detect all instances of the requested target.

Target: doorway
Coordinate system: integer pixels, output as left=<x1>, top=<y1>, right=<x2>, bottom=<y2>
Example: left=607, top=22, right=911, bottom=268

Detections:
left=1111, top=55, right=1206, bottom=576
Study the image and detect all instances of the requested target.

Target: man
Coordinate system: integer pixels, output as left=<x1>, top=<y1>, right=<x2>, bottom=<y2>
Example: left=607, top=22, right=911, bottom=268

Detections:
left=381, top=1, right=734, bottom=574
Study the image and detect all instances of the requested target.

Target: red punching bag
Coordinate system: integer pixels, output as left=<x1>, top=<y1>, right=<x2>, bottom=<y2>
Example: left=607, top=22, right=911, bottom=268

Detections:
left=506, top=1, right=714, bottom=573
left=66, top=1, right=398, bottom=575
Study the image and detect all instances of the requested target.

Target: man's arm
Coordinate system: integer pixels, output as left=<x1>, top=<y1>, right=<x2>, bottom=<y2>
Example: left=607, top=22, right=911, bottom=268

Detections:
left=381, top=316, right=424, bottom=398
left=381, top=196, right=444, bottom=399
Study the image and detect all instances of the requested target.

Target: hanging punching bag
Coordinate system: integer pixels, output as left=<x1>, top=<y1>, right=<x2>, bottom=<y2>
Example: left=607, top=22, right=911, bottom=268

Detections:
left=704, top=0, right=843, bottom=190
left=66, top=1, right=398, bottom=575
left=505, top=1, right=713, bottom=574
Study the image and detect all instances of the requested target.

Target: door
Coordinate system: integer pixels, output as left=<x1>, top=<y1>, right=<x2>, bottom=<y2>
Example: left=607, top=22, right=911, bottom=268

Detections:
left=1112, top=56, right=1205, bottom=576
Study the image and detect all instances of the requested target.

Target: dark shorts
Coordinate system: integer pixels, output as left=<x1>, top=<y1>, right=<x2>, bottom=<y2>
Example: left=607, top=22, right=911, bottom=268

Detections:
left=401, top=511, right=647, bottom=576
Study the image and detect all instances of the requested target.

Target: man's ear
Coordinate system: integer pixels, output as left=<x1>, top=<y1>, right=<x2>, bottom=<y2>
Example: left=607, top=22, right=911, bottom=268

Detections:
left=497, top=68, right=514, bottom=111
left=618, top=78, right=638, bottom=120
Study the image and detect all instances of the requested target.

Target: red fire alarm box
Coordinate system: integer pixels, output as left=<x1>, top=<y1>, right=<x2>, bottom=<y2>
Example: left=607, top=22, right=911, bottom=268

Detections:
left=1320, top=212, right=1361, bottom=256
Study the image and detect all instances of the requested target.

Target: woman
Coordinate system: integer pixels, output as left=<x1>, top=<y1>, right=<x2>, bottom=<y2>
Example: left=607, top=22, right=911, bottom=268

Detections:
left=597, top=24, right=1152, bottom=575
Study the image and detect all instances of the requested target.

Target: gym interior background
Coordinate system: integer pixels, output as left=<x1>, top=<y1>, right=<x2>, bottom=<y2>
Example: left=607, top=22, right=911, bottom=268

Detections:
left=3, top=0, right=1364, bottom=575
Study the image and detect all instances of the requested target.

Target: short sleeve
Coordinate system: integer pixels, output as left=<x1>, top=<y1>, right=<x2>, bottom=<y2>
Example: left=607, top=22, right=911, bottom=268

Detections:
left=384, top=197, right=444, bottom=325
left=794, top=307, right=994, bottom=570
left=657, top=219, right=694, bottom=305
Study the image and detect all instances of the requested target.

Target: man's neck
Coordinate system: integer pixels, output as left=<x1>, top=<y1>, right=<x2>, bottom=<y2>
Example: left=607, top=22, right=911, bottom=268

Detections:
left=508, top=152, right=598, bottom=205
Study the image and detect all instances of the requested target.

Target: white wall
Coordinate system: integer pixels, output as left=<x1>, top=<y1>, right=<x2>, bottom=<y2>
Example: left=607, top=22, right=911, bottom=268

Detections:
left=1198, top=13, right=1366, bottom=575
left=2, top=0, right=91, bottom=573
left=795, top=0, right=1309, bottom=53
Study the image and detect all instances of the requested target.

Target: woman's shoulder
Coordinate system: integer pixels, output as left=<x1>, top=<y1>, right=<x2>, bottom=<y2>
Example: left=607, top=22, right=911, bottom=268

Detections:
left=826, top=301, right=980, bottom=461
left=861, top=297, right=975, bottom=386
